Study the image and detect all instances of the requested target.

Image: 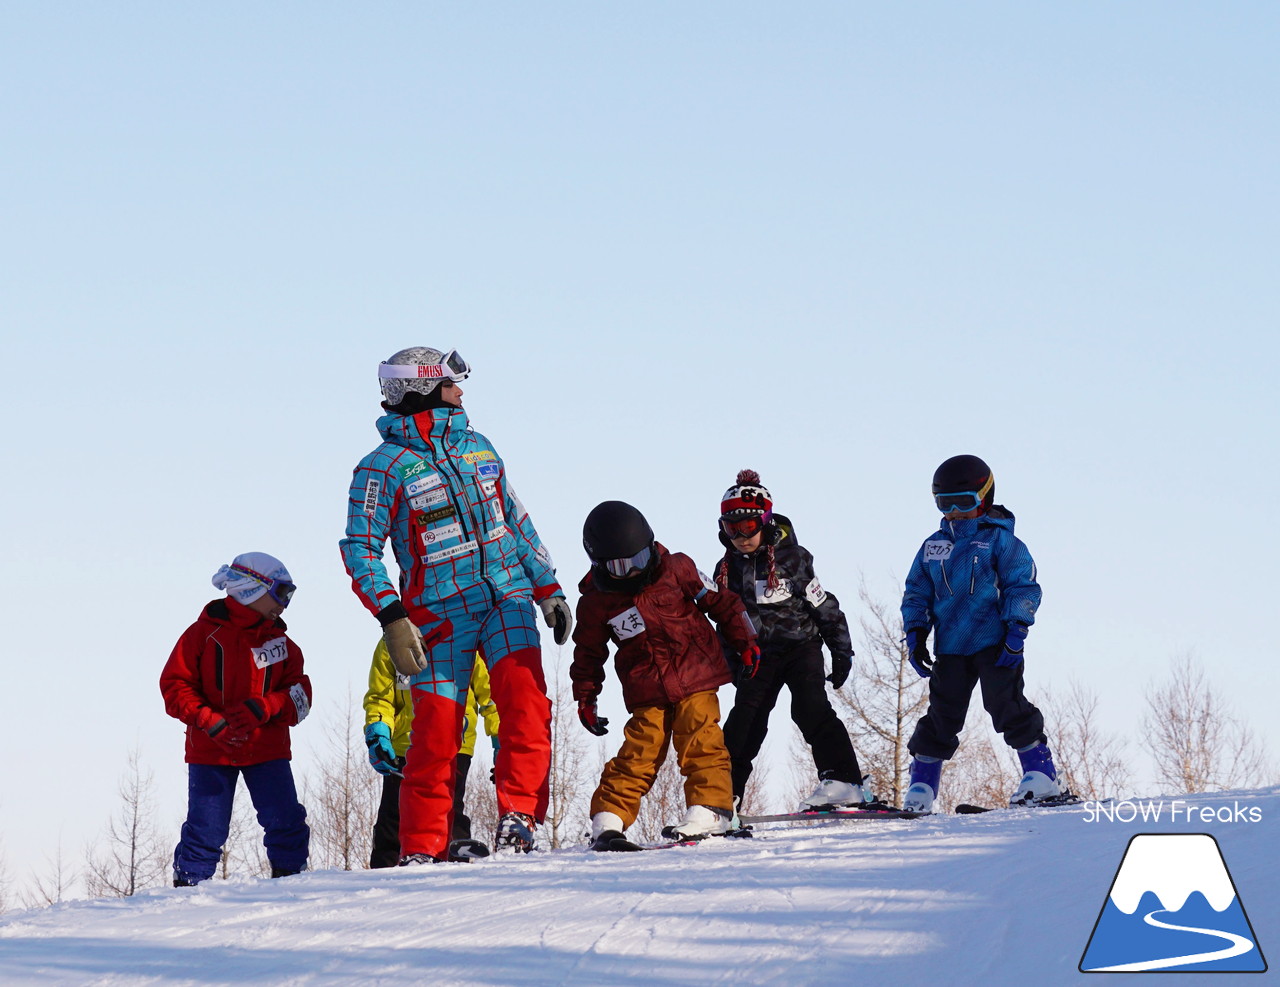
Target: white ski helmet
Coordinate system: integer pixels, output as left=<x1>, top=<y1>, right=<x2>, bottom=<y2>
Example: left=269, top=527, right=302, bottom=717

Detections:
left=377, top=347, right=471, bottom=406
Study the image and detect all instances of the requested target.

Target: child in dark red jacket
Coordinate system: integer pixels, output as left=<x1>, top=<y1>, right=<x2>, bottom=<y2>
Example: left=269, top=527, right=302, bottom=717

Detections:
left=160, top=552, right=313, bottom=885
left=571, top=502, right=758, bottom=849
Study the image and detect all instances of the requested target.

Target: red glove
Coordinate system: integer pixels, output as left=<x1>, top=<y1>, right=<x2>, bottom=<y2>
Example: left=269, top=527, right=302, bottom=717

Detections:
left=204, top=716, right=246, bottom=752
left=741, top=644, right=762, bottom=679
left=224, top=698, right=270, bottom=739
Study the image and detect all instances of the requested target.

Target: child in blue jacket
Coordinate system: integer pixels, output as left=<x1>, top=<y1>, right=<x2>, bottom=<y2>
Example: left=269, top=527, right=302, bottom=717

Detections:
left=900, top=455, right=1063, bottom=812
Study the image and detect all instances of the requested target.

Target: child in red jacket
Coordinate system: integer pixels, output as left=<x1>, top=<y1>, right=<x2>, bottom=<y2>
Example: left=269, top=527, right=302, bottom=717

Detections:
left=160, top=552, right=313, bottom=885
left=571, top=502, right=758, bottom=849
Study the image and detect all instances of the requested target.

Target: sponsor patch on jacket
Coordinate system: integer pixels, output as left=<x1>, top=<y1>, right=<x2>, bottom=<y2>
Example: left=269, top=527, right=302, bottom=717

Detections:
left=462, top=450, right=497, bottom=464
left=805, top=577, right=827, bottom=607
left=410, top=487, right=449, bottom=510
left=252, top=636, right=289, bottom=669
left=421, top=522, right=463, bottom=546
left=608, top=606, right=647, bottom=641
left=289, top=682, right=310, bottom=723
left=535, top=544, right=553, bottom=569
left=362, top=478, right=381, bottom=516
left=481, top=481, right=497, bottom=496
left=419, top=505, right=457, bottom=524
left=508, top=484, right=528, bottom=519
left=699, top=570, right=718, bottom=593
left=484, top=524, right=509, bottom=542
left=477, top=462, right=501, bottom=480
left=924, top=539, right=953, bottom=562
left=424, top=540, right=478, bottom=564
left=755, top=579, right=793, bottom=604
left=405, top=470, right=444, bottom=498
left=394, top=672, right=412, bottom=691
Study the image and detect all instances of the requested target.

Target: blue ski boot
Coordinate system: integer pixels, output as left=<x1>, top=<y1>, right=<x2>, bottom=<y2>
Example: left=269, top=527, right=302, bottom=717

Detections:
left=1010, top=743, right=1063, bottom=805
left=903, top=755, right=942, bottom=813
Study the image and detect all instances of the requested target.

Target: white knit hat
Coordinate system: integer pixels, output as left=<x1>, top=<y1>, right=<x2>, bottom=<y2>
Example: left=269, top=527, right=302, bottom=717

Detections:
left=211, top=552, right=292, bottom=605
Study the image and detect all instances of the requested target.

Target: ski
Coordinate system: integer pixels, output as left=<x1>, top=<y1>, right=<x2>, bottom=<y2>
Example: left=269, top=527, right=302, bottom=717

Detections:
left=446, top=838, right=491, bottom=861
left=954, top=794, right=1110, bottom=814
left=595, top=828, right=755, bottom=852
left=741, top=805, right=926, bottom=824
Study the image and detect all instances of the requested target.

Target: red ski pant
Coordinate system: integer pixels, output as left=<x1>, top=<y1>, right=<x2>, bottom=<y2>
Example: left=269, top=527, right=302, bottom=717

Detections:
left=400, top=596, right=551, bottom=858
left=589, top=691, right=733, bottom=828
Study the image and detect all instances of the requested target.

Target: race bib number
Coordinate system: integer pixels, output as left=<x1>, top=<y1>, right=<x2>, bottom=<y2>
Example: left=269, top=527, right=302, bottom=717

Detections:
left=252, top=636, right=289, bottom=669
left=608, top=607, right=647, bottom=641
left=805, top=577, right=827, bottom=607
left=755, top=579, right=793, bottom=604
left=924, top=540, right=954, bottom=562
left=289, top=682, right=310, bottom=723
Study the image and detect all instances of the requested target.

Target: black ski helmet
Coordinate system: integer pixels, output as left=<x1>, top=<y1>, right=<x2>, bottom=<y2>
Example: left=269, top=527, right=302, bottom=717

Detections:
left=932, top=454, right=995, bottom=514
left=583, top=501, right=655, bottom=563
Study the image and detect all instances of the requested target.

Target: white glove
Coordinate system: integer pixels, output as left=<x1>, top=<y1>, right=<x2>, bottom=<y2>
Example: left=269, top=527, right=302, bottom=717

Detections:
left=538, top=597, right=573, bottom=645
left=383, top=617, right=428, bottom=675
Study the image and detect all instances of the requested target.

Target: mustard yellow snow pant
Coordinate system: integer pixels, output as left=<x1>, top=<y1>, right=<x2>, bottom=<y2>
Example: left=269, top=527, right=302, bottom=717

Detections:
left=589, top=690, right=733, bottom=826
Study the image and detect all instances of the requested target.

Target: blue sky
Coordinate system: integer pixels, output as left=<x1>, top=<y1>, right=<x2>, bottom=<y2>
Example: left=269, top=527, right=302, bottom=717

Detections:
left=1, top=3, right=1275, bottom=881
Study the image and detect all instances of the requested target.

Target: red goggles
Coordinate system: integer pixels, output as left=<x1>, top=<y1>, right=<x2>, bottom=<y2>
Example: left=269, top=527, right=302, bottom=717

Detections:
left=721, top=516, right=765, bottom=539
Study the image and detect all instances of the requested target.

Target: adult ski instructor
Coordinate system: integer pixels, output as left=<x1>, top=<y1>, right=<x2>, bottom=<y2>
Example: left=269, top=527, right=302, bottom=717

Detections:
left=340, top=346, right=572, bottom=861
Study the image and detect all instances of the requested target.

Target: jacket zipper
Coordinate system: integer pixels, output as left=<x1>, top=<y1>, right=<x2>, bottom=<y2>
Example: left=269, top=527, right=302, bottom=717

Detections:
left=434, top=425, right=498, bottom=606
left=970, top=556, right=977, bottom=594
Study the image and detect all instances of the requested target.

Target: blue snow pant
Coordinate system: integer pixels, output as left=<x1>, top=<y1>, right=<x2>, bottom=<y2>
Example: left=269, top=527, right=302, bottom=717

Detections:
left=173, top=759, right=310, bottom=884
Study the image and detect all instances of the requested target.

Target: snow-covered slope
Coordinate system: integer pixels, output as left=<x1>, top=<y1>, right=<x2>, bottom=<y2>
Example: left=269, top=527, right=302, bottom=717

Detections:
left=2, top=789, right=1274, bottom=986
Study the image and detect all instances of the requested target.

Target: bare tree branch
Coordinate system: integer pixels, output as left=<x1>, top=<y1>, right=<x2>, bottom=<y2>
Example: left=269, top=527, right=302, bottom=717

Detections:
left=828, top=580, right=930, bottom=807
left=83, top=747, right=167, bottom=898
left=302, top=690, right=380, bottom=871
left=1143, top=654, right=1273, bottom=793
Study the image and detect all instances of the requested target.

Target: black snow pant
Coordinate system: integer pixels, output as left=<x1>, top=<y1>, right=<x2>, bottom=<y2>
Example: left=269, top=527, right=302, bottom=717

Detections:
left=908, top=643, right=1046, bottom=761
left=369, top=752, right=475, bottom=868
left=723, top=638, right=861, bottom=800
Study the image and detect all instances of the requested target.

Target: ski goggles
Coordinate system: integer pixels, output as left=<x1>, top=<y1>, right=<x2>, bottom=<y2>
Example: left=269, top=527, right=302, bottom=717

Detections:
left=377, top=349, right=471, bottom=383
left=720, top=516, right=765, bottom=539
left=595, top=545, right=653, bottom=579
left=935, top=474, right=993, bottom=513
left=230, top=563, right=297, bottom=607
left=934, top=491, right=983, bottom=513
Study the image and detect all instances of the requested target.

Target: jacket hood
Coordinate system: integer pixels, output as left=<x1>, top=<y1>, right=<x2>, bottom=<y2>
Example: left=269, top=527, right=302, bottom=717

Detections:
left=376, top=407, right=472, bottom=451
left=204, top=597, right=288, bottom=632
left=940, top=504, right=1016, bottom=540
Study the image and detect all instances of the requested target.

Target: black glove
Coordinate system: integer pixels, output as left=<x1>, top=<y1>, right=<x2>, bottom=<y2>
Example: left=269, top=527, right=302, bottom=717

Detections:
left=906, top=628, right=934, bottom=678
left=578, top=699, right=609, bottom=736
left=827, top=652, right=852, bottom=689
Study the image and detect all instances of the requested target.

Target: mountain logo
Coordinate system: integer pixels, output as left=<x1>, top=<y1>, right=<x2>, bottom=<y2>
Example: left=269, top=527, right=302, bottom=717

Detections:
left=1080, top=833, right=1267, bottom=973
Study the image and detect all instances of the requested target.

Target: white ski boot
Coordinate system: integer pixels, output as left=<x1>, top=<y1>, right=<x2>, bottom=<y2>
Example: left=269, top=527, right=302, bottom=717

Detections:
left=1009, top=743, right=1063, bottom=805
left=662, top=804, right=731, bottom=840
left=798, top=771, right=871, bottom=810
left=589, top=811, right=626, bottom=851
